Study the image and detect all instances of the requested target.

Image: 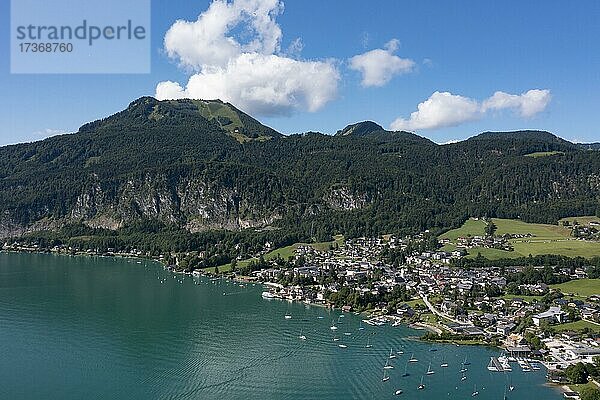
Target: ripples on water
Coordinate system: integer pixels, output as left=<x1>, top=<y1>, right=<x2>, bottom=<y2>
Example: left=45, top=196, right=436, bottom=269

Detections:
left=0, top=253, right=560, bottom=400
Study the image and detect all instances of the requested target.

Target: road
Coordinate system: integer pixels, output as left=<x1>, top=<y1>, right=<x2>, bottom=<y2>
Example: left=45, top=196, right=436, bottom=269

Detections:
left=420, top=293, right=472, bottom=326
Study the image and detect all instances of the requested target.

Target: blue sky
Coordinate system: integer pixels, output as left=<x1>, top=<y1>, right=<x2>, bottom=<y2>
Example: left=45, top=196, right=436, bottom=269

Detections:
left=1, top=0, right=599, bottom=146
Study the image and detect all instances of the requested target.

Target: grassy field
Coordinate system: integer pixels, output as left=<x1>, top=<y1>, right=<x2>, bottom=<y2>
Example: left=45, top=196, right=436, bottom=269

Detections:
left=524, top=151, right=564, bottom=158
left=554, top=320, right=600, bottom=333
left=465, top=247, right=522, bottom=259
left=441, top=217, right=600, bottom=260
left=205, top=235, right=344, bottom=273
left=439, top=218, right=486, bottom=241
left=550, top=279, right=600, bottom=297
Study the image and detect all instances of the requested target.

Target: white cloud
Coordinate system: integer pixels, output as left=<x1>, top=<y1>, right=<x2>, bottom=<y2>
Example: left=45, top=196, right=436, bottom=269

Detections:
left=482, top=89, right=552, bottom=117
left=390, top=89, right=552, bottom=131
left=157, top=53, right=339, bottom=116
left=156, top=0, right=339, bottom=116
left=391, top=91, right=480, bottom=131
left=349, top=39, right=415, bottom=87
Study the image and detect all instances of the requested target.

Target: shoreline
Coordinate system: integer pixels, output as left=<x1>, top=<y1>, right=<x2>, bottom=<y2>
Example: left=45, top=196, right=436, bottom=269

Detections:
left=0, top=248, right=521, bottom=353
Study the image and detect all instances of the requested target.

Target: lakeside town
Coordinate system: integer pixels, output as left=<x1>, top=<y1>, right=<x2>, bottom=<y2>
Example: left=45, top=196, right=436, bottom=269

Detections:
left=4, top=225, right=600, bottom=399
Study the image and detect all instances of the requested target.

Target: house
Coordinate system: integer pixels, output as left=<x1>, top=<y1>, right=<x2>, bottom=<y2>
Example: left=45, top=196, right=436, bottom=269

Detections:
left=532, top=306, right=566, bottom=326
left=496, top=323, right=516, bottom=336
left=396, top=303, right=415, bottom=318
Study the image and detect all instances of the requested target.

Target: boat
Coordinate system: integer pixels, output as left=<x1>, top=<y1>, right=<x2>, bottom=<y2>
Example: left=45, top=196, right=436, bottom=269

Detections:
left=409, top=354, right=418, bottom=363
left=461, top=372, right=467, bottom=381
left=389, top=348, right=396, bottom=359
left=333, top=335, right=340, bottom=342
left=344, top=332, right=352, bottom=336
left=317, top=316, right=324, bottom=319
left=284, top=314, right=292, bottom=319
left=417, top=377, right=425, bottom=390
left=338, top=344, right=348, bottom=349
left=426, top=362, right=434, bottom=375
left=261, top=291, right=276, bottom=299
left=384, top=359, right=394, bottom=370
left=471, top=385, right=479, bottom=397
left=382, top=369, right=390, bottom=382
left=401, top=363, right=409, bottom=377
left=394, top=389, right=403, bottom=395
left=299, top=329, right=306, bottom=341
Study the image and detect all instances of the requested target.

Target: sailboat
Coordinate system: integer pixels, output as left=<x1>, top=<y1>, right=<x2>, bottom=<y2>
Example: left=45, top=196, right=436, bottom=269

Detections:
left=409, top=353, right=418, bottom=363
left=358, top=321, right=365, bottom=331
left=299, top=328, right=307, bottom=340
left=366, top=338, right=372, bottom=348
left=471, top=384, right=479, bottom=396
left=401, top=362, right=410, bottom=377
left=426, top=362, right=435, bottom=375
left=441, top=357, right=448, bottom=368
left=384, top=359, right=394, bottom=370
left=461, top=372, right=467, bottom=381
left=396, top=347, right=404, bottom=355
left=389, top=348, right=397, bottom=359
left=382, top=369, right=390, bottom=382
left=463, top=356, right=471, bottom=366
left=330, top=320, right=338, bottom=330
left=417, top=377, right=425, bottom=390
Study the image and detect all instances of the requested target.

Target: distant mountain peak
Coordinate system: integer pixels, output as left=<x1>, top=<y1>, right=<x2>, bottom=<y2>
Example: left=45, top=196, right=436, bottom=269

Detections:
left=80, top=97, right=282, bottom=143
left=335, top=121, right=384, bottom=136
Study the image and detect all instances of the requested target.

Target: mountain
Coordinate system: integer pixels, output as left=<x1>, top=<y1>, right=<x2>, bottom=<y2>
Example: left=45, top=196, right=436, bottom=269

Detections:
left=335, top=121, right=384, bottom=136
left=80, top=97, right=282, bottom=142
left=0, top=97, right=599, bottom=261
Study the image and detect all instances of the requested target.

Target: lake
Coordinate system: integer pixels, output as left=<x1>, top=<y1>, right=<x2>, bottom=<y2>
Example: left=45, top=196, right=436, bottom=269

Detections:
left=0, top=252, right=561, bottom=399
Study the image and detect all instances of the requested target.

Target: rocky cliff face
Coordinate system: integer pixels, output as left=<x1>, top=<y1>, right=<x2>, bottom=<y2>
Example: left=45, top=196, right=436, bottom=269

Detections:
left=323, top=186, right=370, bottom=210
left=63, top=172, right=283, bottom=234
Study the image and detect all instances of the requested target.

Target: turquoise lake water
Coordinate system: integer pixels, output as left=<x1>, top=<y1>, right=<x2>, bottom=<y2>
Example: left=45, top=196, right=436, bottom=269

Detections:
left=0, top=252, right=561, bottom=399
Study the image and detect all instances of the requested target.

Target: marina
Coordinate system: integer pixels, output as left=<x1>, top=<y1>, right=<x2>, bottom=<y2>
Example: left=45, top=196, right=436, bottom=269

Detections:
left=0, top=252, right=562, bottom=400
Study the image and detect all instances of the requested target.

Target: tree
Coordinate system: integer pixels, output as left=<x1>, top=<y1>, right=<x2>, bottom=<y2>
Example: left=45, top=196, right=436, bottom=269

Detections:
left=485, top=221, right=498, bottom=237
left=565, top=363, right=589, bottom=384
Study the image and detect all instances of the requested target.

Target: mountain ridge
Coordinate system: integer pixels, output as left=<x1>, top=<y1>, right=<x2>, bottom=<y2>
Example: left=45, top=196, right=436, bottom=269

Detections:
left=0, top=96, right=598, bottom=257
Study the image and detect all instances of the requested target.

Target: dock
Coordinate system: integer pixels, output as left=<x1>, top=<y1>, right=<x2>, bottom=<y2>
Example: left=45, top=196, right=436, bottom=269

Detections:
left=487, top=357, right=505, bottom=372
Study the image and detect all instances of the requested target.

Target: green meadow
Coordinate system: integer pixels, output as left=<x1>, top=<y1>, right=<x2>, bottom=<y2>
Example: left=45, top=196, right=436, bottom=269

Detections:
left=441, top=218, right=600, bottom=260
